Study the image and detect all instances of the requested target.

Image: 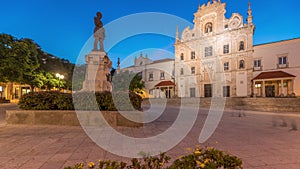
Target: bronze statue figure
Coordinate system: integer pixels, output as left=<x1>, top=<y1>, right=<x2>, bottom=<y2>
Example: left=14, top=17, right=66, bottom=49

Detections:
left=93, top=12, right=105, bottom=51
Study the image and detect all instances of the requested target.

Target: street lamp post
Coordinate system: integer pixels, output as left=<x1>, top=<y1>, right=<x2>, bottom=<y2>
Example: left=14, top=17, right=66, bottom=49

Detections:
left=56, top=73, right=64, bottom=91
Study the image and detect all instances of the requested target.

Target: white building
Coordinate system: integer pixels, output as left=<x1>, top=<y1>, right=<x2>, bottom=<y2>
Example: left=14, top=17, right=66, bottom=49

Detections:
left=122, top=0, right=300, bottom=98
left=175, top=0, right=254, bottom=98
left=121, top=53, right=175, bottom=98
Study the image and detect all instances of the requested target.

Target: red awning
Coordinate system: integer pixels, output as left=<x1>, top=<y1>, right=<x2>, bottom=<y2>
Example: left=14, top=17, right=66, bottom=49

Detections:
left=253, top=71, right=296, bottom=80
left=155, top=81, right=175, bottom=87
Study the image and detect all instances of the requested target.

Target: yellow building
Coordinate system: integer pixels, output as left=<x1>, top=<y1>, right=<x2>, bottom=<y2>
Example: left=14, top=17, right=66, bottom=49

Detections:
left=0, top=82, right=31, bottom=102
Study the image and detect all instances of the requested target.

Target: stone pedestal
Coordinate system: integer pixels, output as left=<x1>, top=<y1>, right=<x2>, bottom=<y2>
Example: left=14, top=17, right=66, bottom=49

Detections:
left=83, top=50, right=112, bottom=92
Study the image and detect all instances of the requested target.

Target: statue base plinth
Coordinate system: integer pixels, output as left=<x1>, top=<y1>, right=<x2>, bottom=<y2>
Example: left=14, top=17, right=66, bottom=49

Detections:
left=82, top=50, right=112, bottom=92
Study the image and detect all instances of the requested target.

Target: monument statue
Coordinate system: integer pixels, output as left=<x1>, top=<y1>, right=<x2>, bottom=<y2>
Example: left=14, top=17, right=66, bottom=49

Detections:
left=82, top=11, right=112, bottom=92
left=93, top=12, right=105, bottom=51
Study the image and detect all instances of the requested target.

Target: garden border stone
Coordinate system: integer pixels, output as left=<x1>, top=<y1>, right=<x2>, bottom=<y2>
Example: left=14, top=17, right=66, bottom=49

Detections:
left=6, top=110, right=143, bottom=127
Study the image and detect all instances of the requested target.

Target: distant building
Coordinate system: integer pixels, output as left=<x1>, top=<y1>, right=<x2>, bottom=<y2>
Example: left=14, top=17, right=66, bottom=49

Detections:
left=121, top=53, right=175, bottom=98
left=0, top=82, right=31, bottom=102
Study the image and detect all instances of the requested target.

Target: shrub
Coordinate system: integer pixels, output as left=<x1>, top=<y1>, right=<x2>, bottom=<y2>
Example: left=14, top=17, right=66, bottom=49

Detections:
left=19, top=92, right=67, bottom=110
left=64, top=146, right=243, bottom=169
left=73, top=91, right=142, bottom=111
left=19, top=91, right=142, bottom=111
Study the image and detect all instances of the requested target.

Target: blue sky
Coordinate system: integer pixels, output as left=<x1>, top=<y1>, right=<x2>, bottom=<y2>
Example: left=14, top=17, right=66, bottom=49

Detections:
left=1, top=0, right=300, bottom=66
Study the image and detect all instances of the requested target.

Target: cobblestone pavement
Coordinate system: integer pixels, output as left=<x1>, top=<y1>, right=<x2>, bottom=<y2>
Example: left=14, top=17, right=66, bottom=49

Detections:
left=1, top=104, right=300, bottom=169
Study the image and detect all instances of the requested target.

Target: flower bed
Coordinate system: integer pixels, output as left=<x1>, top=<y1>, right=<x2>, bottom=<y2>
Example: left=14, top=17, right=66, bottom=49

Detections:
left=64, top=146, right=242, bottom=169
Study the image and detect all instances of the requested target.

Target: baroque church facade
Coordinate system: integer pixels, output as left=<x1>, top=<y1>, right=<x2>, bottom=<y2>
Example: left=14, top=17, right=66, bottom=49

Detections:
left=175, top=0, right=254, bottom=98
left=122, top=0, right=299, bottom=98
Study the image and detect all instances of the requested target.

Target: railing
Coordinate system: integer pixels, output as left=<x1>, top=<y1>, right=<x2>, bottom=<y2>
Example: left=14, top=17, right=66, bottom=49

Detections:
left=253, top=66, right=263, bottom=71
left=277, top=63, right=289, bottom=69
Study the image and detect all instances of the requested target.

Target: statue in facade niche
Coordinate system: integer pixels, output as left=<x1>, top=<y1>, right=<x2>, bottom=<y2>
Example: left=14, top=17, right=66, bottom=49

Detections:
left=93, top=12, right=105, bottom=51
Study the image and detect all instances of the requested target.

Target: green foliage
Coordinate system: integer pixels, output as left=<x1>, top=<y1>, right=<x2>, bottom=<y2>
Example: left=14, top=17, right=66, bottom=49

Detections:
left=0, top=33, right=73, bottom=90
left=64, top=147, right=243, bottom=169
left=72, top=64, right=86, bottom=91
left=170, top=147, right=242, bottom=169
left=18, top=91, right=74, bottom=110
left=73, top=91, right=142, bottom=111
left=0, top=34, right=39, bottom=83
left=20, top=38, right=40, bottom=90
left=37, top=47, right=74, bottom=90
left=19, top=91, right=142, bottom=111
left=112, top=70, right=145, bottom=94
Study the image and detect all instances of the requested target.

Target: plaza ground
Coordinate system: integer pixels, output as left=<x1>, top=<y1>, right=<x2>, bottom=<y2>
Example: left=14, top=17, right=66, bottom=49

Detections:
left=1, top=103, right=300, bottom=168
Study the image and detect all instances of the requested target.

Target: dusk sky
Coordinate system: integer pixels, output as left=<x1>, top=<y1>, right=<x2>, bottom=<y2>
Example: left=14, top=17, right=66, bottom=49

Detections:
left=1, top=0, right=300, bottom=66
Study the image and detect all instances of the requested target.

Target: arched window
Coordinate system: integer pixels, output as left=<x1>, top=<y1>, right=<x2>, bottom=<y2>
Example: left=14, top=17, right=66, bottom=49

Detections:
left=205, top=22, right=213, bottom=33
left=180, top=53, right=184, bottom=60
left=239, top=60, right=245, bottom=69
left=191, top=51, right=195, bottom=59
left=239, top=41, right=245, bottom=51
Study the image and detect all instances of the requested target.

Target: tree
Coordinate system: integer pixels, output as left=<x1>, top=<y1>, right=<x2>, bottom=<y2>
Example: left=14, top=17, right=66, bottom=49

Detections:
left=37, top=50, right=74, bottom=90
left=111, top=71, right=145, bottom=94
left=43, top=72, right=62, bottom=90
left=0, top=33, right=72, bottom=91
left=0, top=34, right=20, bottom=82
left=0, top=34, right=39, bottom=86
left=20, top=38, right=41, bottom=91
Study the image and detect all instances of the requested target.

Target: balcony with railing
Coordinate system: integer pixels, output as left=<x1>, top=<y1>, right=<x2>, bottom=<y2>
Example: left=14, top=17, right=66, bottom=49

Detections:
left=277, top=62, right=289, bottom=69
left=253, top=66, right=263, bottom=71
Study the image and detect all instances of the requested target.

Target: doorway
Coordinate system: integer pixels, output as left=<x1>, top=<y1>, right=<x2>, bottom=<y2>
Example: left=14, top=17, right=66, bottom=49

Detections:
left=223, top=86, right=230, bottom=97
left=165, top=89, right=171, bottom=99
left=204, top=84, right=213, bottom=97
left=265, top=85, right=275, bottom=97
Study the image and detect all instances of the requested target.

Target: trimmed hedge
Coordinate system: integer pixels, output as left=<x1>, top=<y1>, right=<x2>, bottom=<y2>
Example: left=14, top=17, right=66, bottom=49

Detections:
left=19, top=91, right=142, bottom=111
left=72, top=91, right=142, bottom=111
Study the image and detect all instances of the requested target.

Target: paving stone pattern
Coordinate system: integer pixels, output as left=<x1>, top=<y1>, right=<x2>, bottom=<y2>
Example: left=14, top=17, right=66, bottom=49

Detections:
left=1, top=104, right=300, bottom=168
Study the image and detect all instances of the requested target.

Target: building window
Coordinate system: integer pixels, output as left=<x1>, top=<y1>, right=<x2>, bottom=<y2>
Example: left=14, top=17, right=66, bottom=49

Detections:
left=180, top=68, right=184, bottom=75
left=205, top=46, right=213, bottom=57
left=239, top=60, right=245, bottom=69
left=254, top=60, right=261, bottom=67
left=190, top=88, right=196, bottom=98
left=239, top=41, right=245, bottom=51
left=160, top=72, right=165, bottom=80
left=205, top=22, right=213, bottom=33
left=223, top=44, right=229, bottom=54
left=191, top=51, right=195, bottom=60
left=191, top=67, right=195, bottom=74
left=224, top=62, right=229, bottom=71
left=180, top=53, right=184, bottom=61
left=254, top=59, right=262, bottom=71
left=279, top=56, right=287, bottom=64
left=278, top=56, right=288, bottom=68
left=149, top=73, right=153, bottom=81
left=223, top=86, right=230, bottom=97
left=137, top=72, right=143, bottom=78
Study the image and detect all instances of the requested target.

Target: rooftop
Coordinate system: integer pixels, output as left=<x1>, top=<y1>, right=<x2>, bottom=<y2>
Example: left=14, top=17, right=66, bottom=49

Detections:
left=152, top=58, right=174, bottom=64
left=254, top=37, right=300, bottom=47
left=155, top=80, right=175, bottom=87
left=253, top=71, right=296, bottom=80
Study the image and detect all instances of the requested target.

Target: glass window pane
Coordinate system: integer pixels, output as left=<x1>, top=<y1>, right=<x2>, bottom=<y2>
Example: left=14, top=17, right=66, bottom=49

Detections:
left=283, top=57, right=287, bottom=64
left=279, top=57, right=282, bottom=64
